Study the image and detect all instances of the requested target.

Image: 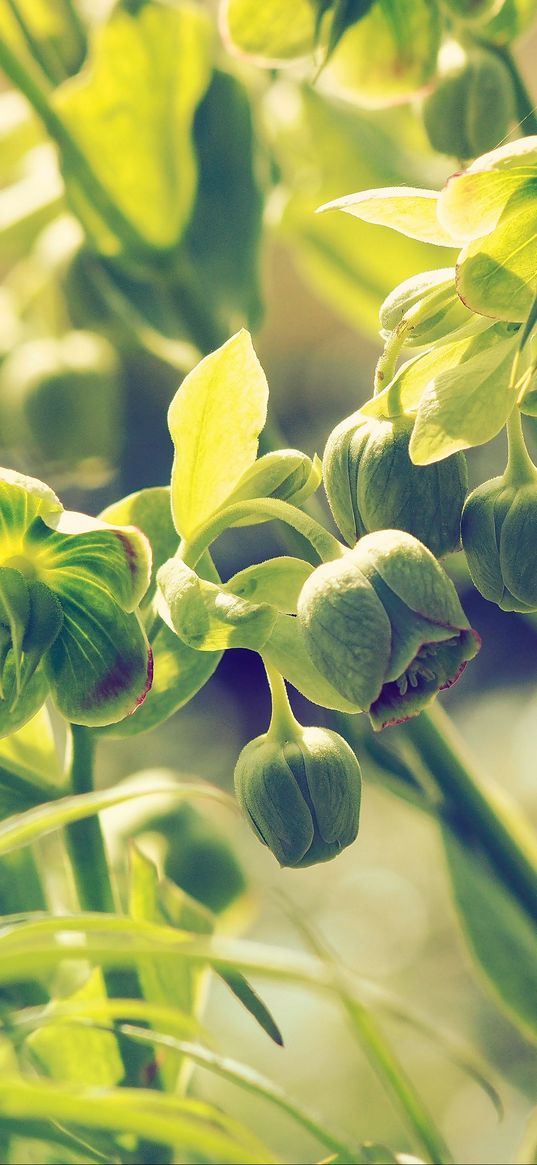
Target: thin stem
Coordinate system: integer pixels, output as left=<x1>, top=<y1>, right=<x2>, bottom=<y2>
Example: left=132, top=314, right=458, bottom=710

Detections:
left=5, top=0, right=62, bottom=86
left=374, top=287, right=451, bottom=398
left=505, top=406, right=537, bottom=485
left=403, top=705, right=537, bottom=927
left=264, top=664, right=301, bottom=742
left=64, top=726, right=116, bottom=914
left=0, top=37, right=155, bottom=260
left=180, top=498, right=346, bottom=570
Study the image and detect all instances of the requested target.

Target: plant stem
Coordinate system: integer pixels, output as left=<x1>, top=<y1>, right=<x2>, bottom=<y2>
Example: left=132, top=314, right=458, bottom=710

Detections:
left=505, top=405, right=537, bottom=485
left=264, top=664, right=301, bottom=741
left=403, top=705, right=537, bottom=927
left=64, top=726, right=117, bottom=914
left=181, top=497, right=345, bottom=569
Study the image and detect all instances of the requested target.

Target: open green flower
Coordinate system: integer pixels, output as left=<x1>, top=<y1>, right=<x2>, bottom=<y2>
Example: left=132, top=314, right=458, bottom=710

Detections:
left=0, top=468, right=152, bottom=735
left=297, top=530, right=480, bottom=729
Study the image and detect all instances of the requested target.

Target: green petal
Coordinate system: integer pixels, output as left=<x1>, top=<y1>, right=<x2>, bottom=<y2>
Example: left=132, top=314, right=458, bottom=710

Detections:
left=0, top=660, right=48, bottom=740
left=27, top=512, right=152, bottom=613
left=45, top=575, right=152, bottom=727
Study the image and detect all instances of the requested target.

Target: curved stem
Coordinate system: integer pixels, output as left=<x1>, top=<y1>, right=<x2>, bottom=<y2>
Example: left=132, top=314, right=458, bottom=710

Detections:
left=181, top=498, right=346, bottom=570
left=374, top=287, right=452, bottom=398
left=264, top=664, right=301, bottom=742
left=505, top=406, right=537, bottom=485
left=403, top=705, right=537, bottom=927
left=64, top=726, right=117, bottom=914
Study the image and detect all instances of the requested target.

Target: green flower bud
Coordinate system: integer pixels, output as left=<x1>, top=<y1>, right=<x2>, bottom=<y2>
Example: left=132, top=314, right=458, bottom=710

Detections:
left=422, top=48, right=515, bottom=159
left=323, top=412, right=468, bottom=557
left=0, top=332, right=122, bottom=481
left=462, top=476, right=537, bottom=611
left=379, top=268, right=471, bottom=347
left=297, top=530, right=480, bottom=730
left=234, top=726, right=362, bottom=868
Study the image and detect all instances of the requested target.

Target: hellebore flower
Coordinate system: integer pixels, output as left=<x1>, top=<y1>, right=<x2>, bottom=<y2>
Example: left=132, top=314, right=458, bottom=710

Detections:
left=0, top=468, right=152, bottom=736
left=462, top=476, right=537, bottom=612
left=323, top=411, right=467, bottom=557
left=234, top=726, right=362, bottom=868
left=297, top=530, right=480, bottom=730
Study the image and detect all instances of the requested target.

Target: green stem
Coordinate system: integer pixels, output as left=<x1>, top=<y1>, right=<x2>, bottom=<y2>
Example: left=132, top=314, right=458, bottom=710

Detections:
left=374, top=287, right=451, bottom=398
left=505, top=405, right=537, bottom=486
left=181, top=498, right=345, bottom=570
left=264, top=664, right=301, bottom=741
left=64, top=726, right=117, bottom=914
left=403, top=705, right=537, bottom=927
left=0, top=37, right=155, bottom=260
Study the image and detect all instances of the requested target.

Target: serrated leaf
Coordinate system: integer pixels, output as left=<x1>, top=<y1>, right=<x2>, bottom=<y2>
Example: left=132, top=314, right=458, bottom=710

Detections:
left=409, top=332, right=518, bottom=463
left=54, top=0, right=213, bottom=256
left=221, top=0, right=316, bottom=63
left=443, top=828, right=537, bottom=1044
left=169, top=330, right=268, bottom=539
left=158, top=557, right=277, bottom=652
left=318, top=187, right=457, bottom=246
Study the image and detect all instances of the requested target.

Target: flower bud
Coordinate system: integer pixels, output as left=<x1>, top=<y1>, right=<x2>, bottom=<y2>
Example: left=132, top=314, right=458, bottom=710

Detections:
left=234, top=726, right=362, bottom=868
left=323, top=412, right=468, bottom=557
left=422, top=48, right=515, bottom=159
left=462, top=476, right=537, bottom=611
left=297, top=530, right=480, bottom=729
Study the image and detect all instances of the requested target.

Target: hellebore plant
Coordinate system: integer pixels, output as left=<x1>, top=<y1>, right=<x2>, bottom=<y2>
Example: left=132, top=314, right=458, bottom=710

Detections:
left=0, top=467, right=152, bottom=735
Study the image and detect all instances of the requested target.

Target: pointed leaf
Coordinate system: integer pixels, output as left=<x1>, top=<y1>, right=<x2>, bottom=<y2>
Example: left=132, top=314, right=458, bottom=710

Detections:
left=410, top=336, right=517, bottom=463
left=318, top=187, right=457, bottom=246
left=169, top=330, right=269, bottom=538
left=218, top=970, right=283, bottom=1046
left=54, top=0, right=213, bottom=255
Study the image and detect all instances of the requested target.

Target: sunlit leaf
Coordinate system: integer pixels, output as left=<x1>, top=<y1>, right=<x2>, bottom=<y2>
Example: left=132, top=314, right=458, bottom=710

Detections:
left=221, top=0, right=316, bottom=63
left=158, top=557, right=277, bottom=651
left=0, top=704, right=62, bottom=791
left=443, top=829, right=537, bottom=1044
left=438, top=167, right=537, bottom=243
left=168, top=330, right=269, bottom=538
left=409, top=333, right=518, bottom=462
left=322, top=0, right=441, bottom=108
left=54, top=0, right=213, bottom=256
left=27, top=969, right=123, bottom=1087
left=227, top=557, right=314, bottom=614
left=456, top=189, right=537, bottom=322
left=319, top=187, right=457, bottom=246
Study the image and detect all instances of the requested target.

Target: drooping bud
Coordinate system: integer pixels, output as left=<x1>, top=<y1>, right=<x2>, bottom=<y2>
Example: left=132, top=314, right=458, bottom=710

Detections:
left=379, top=268, right=472, bottom=348
left=422, top=47, right=515, bottom=159
left=323, top=411, right=468, bottom=557
left=297, top=530, right=480, bottom=730
left=234, top=725, right=362, bottom=867
left=462, top=476, right=537, bottom=611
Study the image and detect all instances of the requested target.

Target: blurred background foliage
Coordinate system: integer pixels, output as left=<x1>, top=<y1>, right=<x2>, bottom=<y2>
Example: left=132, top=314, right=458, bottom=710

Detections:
left=1, top=0, right=537, bottom=1162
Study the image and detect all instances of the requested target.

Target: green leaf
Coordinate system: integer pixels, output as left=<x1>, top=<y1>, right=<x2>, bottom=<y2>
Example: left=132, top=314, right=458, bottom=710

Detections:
left=322, top=0, right=441, bottom=108
left=227, top=557, right=314, bottom=614
left=263, top=613, right=359, bottom=712
left=0, top=664, right=49, bottom=744
left=438, top=166, right=537, bottom=243
left=181, top=69, right=264, bottom=331
left=443, top=828, right=537, bottom=1044
left=169, top=330, right=269, bottom=539
left=456, top=189, right=537, bottom=322
left=0, top=778, right=233, bottom=859
left=218, top=969, right=284, bottom=1047
left=515, top=1107, right=537, bottom=1164
left=409, top=332, right=518, bottom=463
left=54, top=0, right=213, bottom=256
left=158, top=557, right=277, bottom=651
left=0, top=1077, right=274, bottom=1164
left=27, top=969, right=123, bottom=1087
left=0, top=704, right=63, bottom=791
left=222, top=0, right=317, bottom=63
left=319, top=187, right=457, bottom=246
